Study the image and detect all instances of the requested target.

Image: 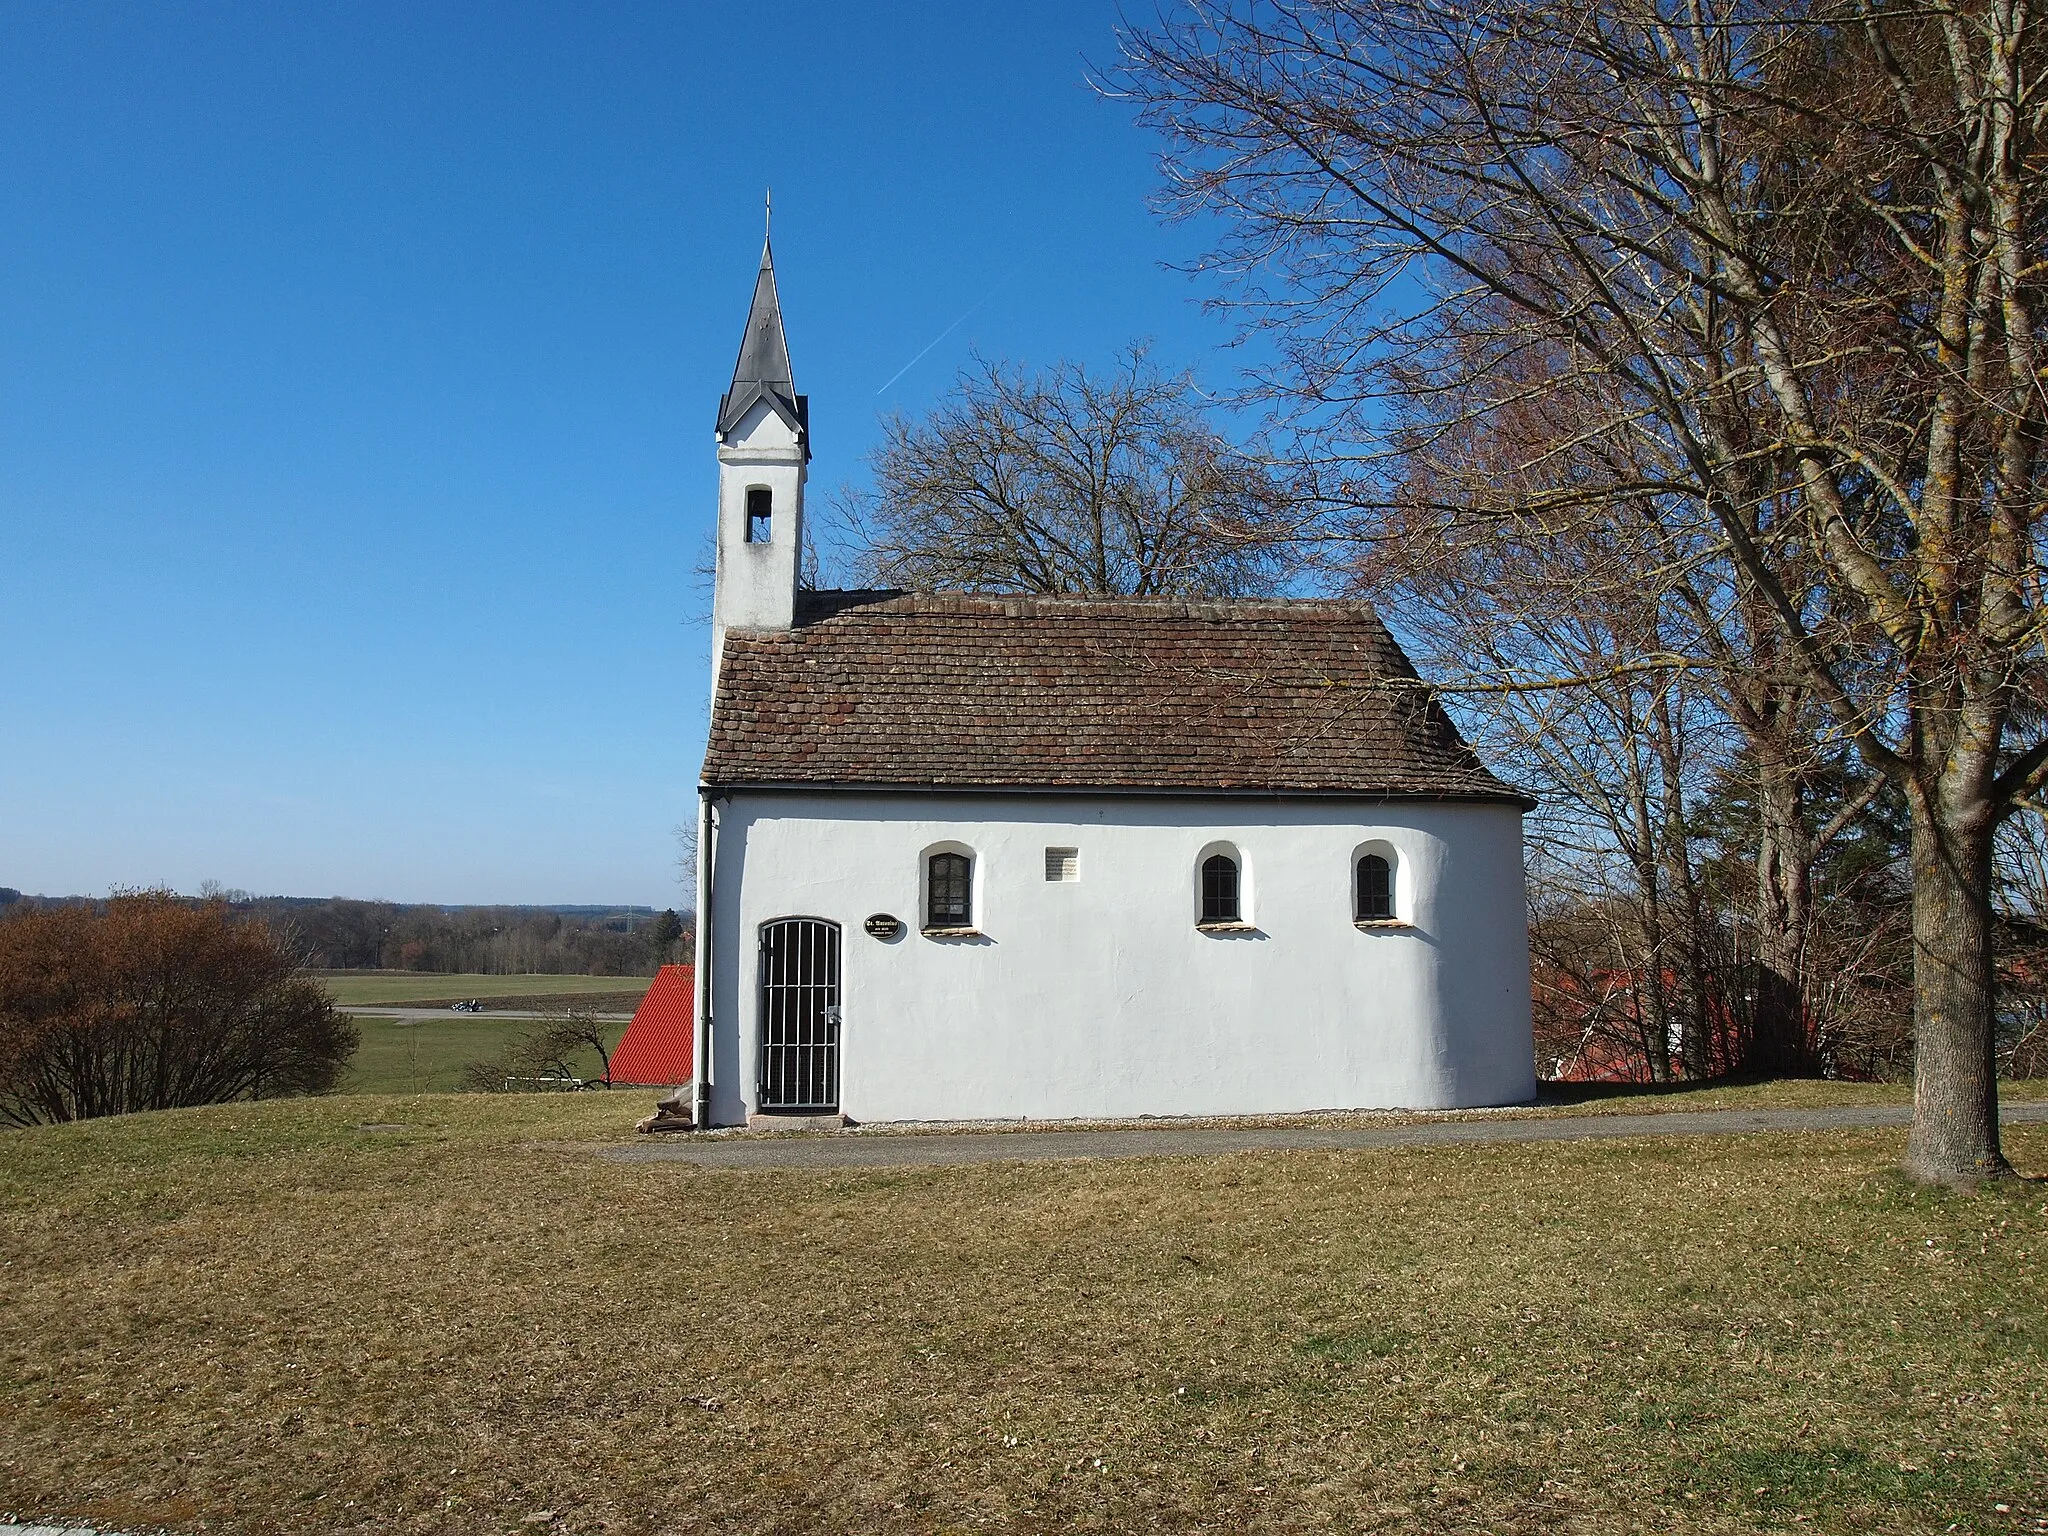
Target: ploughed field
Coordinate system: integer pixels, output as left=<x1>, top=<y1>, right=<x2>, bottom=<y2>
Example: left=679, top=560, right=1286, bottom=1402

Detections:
left=0, top=1087, right=2042, bottom=1535
left=317, top=971, right=652, bottom=1013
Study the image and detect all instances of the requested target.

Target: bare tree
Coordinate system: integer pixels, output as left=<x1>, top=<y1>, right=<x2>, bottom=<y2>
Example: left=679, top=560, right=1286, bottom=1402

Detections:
left=1122, top=0, right=2048, bottom=1183
left=1992, top=802, right=2048, bottom=1074
left=525, top=1010, right=617, bottom=1089
left=842, top=347, right=1306, bottom=597
left=0, top=892, right=357, bottom=1126
left=462, top=1009, right=616, bottom=1092
left=1369, top=515, right=1727, bottom=1081
left=1357, top=353, right=1879, bottom=1076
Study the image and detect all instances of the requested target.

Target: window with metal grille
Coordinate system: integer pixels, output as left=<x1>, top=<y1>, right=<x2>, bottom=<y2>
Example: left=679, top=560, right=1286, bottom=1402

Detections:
left=927, top=851, right=973, bottom=929
left=1357, top=853, right=1394, bottom=921
left=1200, top=853, right=1240, bottom=924
left=745, top=485, right=772, bottom=543
left=1045, top=847, right=1079, bottom=882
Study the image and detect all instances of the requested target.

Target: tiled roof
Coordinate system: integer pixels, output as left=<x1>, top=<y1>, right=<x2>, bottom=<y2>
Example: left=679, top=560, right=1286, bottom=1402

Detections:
left=703, top=592, right=1526, bottom=802
left=610, top=964, right=694, bottom=1086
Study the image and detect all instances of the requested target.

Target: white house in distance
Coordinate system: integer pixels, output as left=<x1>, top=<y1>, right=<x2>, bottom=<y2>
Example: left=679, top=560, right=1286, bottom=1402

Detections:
left=688, top=239, right=1536, bottom=1128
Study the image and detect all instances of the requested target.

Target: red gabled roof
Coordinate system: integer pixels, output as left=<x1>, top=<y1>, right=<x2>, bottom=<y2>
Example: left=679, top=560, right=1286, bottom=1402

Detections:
left=609, top=964, right=694, bottom=1086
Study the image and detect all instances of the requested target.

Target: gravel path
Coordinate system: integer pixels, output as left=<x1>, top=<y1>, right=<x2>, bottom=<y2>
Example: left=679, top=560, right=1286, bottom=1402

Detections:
left=599, top=1100, right=2048, bottom=1170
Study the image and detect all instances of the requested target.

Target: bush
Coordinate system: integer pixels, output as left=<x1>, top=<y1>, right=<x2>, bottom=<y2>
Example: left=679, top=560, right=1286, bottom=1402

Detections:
left=0, top=892, right=358, bottom=1126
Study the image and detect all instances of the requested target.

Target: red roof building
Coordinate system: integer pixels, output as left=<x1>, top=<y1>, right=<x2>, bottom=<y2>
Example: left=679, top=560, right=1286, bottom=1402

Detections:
left=609, top=964, right=695, bottom=1086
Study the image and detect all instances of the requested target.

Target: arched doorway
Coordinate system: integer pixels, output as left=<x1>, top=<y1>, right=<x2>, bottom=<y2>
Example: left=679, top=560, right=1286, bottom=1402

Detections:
left=757, top=917, right=841, bottom=1112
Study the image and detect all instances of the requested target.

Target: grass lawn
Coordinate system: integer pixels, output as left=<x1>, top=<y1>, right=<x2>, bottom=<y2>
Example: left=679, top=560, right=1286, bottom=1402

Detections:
left=1528, top=1075, right=2032, bottom=1115
left=0, top=1093, right=2043, bottom=1536
left=317, top=972, right=652, bottom=1008
left=340, top=1016, right=632, bottom=1095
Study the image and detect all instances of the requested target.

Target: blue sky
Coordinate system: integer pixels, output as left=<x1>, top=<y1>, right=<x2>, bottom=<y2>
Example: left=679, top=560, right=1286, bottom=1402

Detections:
left=0, top=2, right=1254, bottom=908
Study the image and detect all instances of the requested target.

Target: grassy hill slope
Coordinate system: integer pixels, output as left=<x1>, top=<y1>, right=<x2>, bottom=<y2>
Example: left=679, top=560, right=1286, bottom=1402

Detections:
left=0, top=1092, right=2041, bottom=1534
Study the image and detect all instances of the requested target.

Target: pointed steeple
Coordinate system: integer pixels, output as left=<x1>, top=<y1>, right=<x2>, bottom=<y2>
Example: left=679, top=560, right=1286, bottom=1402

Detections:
left=710, top=229, right=810, bottom=655
left=731, top=239, right=793, bottom=393
left=716, top=238, right=808, bottom=457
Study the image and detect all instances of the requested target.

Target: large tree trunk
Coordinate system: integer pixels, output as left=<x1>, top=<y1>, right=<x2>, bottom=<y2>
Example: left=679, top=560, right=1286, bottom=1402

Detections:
left=1626, top=771, right=1674, bottom=1083
left=1751, top=752, right=1817, bottom=1075
left=1901, top=784, right=2013, bottom=1185
left=1650, top=694, right=1711, bottom=1078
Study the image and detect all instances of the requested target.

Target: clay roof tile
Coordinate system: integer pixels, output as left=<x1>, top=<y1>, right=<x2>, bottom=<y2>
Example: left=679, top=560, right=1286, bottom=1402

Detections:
left=704, top=592, right=1525, bottom=801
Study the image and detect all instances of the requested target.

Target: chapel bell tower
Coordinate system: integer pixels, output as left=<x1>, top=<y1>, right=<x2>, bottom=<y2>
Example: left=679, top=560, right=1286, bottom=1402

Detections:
left=712, top=235, right=809, bottom=670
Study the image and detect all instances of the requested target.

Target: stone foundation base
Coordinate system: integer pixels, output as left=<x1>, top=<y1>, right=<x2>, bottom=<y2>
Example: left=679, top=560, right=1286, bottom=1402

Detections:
left=746, top=1110, right=851, bottom=1131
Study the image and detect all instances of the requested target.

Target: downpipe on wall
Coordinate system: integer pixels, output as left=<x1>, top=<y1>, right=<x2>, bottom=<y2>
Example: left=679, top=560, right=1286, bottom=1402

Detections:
left=693, top=791, right=721, bottom=1128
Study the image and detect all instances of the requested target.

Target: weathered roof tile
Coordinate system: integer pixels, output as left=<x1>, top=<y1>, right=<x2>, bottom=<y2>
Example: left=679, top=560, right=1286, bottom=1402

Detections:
left=703, top=592, right=1524, bottom=801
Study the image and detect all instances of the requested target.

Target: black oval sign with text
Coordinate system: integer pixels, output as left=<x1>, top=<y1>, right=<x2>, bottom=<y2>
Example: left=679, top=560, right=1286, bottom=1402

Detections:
left=863, top=913, right=904, bottom=940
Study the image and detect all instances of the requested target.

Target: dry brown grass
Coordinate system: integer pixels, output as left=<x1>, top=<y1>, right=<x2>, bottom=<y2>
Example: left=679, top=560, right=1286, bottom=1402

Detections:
left=1, top=1092, right=2044, bottom=1536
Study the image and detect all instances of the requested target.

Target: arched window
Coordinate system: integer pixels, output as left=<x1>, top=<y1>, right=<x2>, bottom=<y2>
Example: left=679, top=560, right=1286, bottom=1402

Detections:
left=1356, top=853, right=1394, bottom=921
left=926, top=851, right=973, bottom=930
left=1200, top=853, right=1241, bottom=925
left=745, top=485, right=772, bottom=543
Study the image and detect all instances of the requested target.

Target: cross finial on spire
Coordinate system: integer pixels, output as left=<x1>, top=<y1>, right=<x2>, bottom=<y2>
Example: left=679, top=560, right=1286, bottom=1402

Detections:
left=765, top=188, right=771, bottom=241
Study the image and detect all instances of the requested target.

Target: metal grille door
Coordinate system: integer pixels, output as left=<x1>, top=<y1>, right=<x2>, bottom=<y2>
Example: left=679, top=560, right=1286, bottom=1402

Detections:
left=758, top=918, right=842, bottom=1112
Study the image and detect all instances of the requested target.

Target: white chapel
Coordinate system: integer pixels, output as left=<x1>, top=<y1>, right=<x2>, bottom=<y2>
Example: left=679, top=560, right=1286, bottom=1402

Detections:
left=688, top=241, right=1537, bottom=1127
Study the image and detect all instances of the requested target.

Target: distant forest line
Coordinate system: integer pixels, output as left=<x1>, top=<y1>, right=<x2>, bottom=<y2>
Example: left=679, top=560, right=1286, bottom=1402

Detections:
left=0, top=889, right=693, bottom=976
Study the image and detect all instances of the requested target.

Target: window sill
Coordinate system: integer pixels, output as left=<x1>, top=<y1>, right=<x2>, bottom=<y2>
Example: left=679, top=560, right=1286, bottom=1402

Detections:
left=1195, top=921, right=1260, bottom=935
left=1354, top=918, right=1412, bottom=931
left=921, top=926, right=982, bottom=940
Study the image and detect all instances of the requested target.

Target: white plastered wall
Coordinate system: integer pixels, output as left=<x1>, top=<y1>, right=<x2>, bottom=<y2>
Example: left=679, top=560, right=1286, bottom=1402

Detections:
left=700, top=791, right=1535, bottom=1124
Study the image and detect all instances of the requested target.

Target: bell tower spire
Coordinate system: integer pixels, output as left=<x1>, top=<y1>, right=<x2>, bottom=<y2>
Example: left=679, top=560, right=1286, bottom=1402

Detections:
left=712, top=234, right=809, bottom=672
